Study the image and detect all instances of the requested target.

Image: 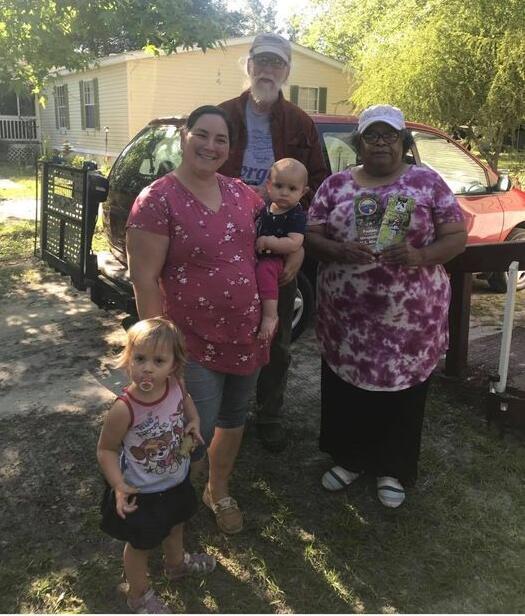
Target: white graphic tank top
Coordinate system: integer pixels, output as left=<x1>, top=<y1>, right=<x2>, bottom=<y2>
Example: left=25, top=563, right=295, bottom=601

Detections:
left=119, top=379, right=190, bottom=493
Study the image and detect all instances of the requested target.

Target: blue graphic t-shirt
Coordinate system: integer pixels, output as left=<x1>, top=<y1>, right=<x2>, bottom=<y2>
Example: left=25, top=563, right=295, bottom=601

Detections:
left=241, top=101, right=275, bottom=186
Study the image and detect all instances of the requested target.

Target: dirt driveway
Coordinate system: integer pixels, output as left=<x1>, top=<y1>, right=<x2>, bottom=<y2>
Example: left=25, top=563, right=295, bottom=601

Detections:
left=0, top=263, right=125, bottom=421
left=2, top=259, right=524, bottom=423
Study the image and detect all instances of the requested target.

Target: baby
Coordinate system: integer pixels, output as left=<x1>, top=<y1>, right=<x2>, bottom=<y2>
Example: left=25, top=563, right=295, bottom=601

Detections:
left=255, top=158, right=308, bottom=340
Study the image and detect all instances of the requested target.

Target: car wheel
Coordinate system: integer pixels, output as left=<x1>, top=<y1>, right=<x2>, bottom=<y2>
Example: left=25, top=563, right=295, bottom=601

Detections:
left=487, top=227, right=525, bottom=293
left=291, top=270, right=315, bottom=342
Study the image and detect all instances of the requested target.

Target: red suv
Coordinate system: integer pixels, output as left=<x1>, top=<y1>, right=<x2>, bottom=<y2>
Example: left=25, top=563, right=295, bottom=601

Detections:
left=102, top=115, right=525, bottom=337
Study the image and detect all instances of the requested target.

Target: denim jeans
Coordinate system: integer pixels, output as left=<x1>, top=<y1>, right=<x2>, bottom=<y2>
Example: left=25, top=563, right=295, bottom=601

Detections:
left=185, top=360, right=260, bottom=460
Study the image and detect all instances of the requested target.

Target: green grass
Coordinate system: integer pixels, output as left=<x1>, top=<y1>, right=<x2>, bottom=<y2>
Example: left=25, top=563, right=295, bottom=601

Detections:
left=91, top=215, right=110, bottom=253
left=0, top=217, right=108, bottom=264
left=0, top=162, right=37, bottom=200
left=0, top=219, right=36, bottom=261
left=1, top=366, right=524, bottom=613
left=498, top=150, right=525, bottom=189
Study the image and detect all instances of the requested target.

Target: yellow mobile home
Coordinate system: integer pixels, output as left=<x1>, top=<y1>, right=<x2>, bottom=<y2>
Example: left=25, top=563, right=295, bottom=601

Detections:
left=40, top=36, right=351, bottom=163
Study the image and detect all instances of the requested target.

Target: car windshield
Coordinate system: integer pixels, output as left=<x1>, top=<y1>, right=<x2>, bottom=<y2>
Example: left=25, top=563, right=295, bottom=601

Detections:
left=412, top=131, right=488, bottom=194
left=110, top=124, right=182, bottom=194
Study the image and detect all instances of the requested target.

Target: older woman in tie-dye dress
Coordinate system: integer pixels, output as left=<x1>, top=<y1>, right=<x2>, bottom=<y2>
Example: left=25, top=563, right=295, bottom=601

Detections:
left=306, top=105, right=467, bottom=507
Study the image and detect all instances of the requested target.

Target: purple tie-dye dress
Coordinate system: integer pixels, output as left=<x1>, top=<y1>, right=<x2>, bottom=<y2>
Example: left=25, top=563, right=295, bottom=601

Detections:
left=308, top=165, right=464, bottom=392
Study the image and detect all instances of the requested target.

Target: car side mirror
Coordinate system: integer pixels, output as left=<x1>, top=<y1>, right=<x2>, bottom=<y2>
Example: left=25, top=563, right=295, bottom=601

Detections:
left=497, top=173, right=512, bottom=192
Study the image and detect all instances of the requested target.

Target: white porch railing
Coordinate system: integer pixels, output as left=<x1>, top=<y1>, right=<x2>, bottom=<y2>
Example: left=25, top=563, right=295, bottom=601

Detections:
left=0, top=115, right=38, bottom=141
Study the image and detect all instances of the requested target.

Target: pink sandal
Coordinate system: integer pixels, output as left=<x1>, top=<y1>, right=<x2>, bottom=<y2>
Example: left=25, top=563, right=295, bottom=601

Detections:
left=127, top=588, right=170, bottom=614
left=166, top=551, right=216, bottom=581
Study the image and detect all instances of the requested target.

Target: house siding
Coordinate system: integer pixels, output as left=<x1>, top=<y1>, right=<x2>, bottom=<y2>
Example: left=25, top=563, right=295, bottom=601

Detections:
left=126, top=43, right=253, bottom=136
left=127, top=43, right=351, bottom=136
left=288, top=54, right=352, bottom=115
left=40, top=63, right=129, bottom=160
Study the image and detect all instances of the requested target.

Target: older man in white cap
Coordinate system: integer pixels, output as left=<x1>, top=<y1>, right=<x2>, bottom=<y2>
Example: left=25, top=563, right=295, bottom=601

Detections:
left=219, top=33, right=328, bottom=452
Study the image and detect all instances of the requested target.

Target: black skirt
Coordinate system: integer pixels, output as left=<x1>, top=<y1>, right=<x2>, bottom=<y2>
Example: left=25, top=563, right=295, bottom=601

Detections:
left=320, top=359, right=430, bottom=486
left=100, top=474, right=198, bottom=550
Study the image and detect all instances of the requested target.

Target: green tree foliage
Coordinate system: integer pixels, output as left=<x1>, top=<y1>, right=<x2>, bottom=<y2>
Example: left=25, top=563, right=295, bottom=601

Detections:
left=0, top=0, right=242, bottom=97
left=238, top=0, right=280, bottom=35
left=296, top=0, right=525, bottom=168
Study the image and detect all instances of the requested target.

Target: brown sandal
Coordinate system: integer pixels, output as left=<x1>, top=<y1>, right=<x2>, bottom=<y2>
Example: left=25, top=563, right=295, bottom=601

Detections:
left=203, top=485, right=243, bottom=534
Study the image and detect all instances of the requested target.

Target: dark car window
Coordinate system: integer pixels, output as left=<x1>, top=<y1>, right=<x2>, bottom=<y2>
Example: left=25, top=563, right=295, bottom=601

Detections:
left=110, top=125, right=182, bottom=194
left=412, top=130, right=488, bottom=195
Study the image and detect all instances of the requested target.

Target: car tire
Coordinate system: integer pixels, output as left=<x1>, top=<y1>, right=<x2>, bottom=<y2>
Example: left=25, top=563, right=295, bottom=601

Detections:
left=487, top=227, right=525, bottom=293
left=291, top=270, right=315, bottom=342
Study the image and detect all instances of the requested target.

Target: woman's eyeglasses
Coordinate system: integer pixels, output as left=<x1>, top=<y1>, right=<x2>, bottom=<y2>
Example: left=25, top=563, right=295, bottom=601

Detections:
left=253, top=55, right=287, bottom=69
left=361, top=130, right=400, bottom=144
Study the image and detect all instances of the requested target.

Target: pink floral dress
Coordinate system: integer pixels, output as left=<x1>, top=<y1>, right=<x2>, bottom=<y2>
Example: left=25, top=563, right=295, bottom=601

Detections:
left=127, top=173, right=269, bottom=375
left=308, top=165, right=464, bottom=391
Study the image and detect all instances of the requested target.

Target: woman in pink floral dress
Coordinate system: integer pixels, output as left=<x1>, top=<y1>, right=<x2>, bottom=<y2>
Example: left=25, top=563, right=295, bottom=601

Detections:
left=126, top=106, right=269, bottom=534
left=306, top=105, right=467, bottom=507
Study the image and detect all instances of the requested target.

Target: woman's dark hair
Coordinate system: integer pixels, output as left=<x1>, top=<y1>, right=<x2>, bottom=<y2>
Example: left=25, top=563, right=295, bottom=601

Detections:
left=185, top=105, right=236, bottom=145
left=350, top=128, right=415, bottom=157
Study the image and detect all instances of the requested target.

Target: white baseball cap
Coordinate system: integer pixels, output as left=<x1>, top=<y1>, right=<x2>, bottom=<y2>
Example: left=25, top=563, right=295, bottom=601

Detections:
left=357, top=104, right=406, bottom=133
left=250, top=33, right=291, bottom=64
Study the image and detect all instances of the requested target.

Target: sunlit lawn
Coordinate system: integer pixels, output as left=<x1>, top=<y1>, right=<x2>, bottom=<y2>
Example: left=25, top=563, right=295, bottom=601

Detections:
left=0, top=163, right=37, bottom=200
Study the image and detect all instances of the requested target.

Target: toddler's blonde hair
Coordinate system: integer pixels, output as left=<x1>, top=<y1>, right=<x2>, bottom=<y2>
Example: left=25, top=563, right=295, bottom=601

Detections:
left=115, top=317, right=186, bottom=379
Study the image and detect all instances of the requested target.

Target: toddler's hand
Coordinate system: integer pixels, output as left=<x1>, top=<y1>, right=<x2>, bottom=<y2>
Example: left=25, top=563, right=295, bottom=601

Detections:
left=184, top=420, right=204, bottom=447
left=114, top=482, right=138, bottom=519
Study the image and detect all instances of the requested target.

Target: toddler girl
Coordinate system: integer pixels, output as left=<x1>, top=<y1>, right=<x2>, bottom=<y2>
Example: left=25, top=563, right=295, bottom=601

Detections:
left=97, top=317, right=215, bottom=613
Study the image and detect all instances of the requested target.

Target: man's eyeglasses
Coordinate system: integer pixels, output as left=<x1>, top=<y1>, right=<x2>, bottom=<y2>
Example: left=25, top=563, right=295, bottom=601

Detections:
left=361, top=130, right=400, bottom=144
left=253, top=55, right=287, bottom=69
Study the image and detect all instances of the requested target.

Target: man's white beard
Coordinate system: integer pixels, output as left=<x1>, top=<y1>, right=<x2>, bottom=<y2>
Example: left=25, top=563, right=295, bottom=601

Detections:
left=250, top=78, right=282, bottom=107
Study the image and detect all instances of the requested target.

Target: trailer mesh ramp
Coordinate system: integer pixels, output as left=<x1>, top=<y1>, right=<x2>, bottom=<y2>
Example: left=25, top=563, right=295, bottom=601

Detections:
left=39, top=162, right=89, bottom=290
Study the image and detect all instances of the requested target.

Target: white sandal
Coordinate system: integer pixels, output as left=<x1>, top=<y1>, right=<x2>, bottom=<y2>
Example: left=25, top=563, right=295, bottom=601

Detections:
left=321, top=466, right=360, bottom=491
left=377, top=476, right=405, bottom=508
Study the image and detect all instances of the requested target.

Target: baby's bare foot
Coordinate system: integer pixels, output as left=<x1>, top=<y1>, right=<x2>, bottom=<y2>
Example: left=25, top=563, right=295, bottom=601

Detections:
left=258, top=315, right=278, bottom=341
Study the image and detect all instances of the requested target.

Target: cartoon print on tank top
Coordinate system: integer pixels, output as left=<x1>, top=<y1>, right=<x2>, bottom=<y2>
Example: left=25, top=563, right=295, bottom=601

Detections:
left=128, top=399, right=186, bottom=475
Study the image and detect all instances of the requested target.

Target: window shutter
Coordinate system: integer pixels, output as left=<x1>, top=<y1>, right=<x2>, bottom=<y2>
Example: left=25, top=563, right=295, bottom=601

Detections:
left=53, top=86, right=59, bottom=128
left=93, top=78, right=100, bottom=130
left=318, top=87, right=327, bottom=114
left=79, top=81, right=86, bottom=130
left=64, top=84, right=70, bottom=129
left=290, top=85, right=299, bottom=105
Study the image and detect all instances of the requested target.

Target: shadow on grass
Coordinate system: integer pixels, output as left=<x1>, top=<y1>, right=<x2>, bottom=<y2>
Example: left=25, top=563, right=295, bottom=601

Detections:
left=1, top=274, right=524, bottom=612
left=2, top=372, right=524, bottom=613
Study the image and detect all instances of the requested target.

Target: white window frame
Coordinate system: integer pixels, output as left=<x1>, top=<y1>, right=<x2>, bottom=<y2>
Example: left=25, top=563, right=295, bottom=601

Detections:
left=297, top=87, right=319, bottom=114
left=82, top=80, right=96, bottom=130
left=56, top=85, right=68, bottom=129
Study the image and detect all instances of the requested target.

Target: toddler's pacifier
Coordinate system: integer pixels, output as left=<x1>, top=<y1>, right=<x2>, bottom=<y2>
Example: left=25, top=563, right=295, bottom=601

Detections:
left=139, top=380, right=153, bottom=392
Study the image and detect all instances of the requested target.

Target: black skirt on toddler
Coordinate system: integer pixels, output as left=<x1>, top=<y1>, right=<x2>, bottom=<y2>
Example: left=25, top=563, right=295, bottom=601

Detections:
left=100, top=474, right=198, bottom=550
